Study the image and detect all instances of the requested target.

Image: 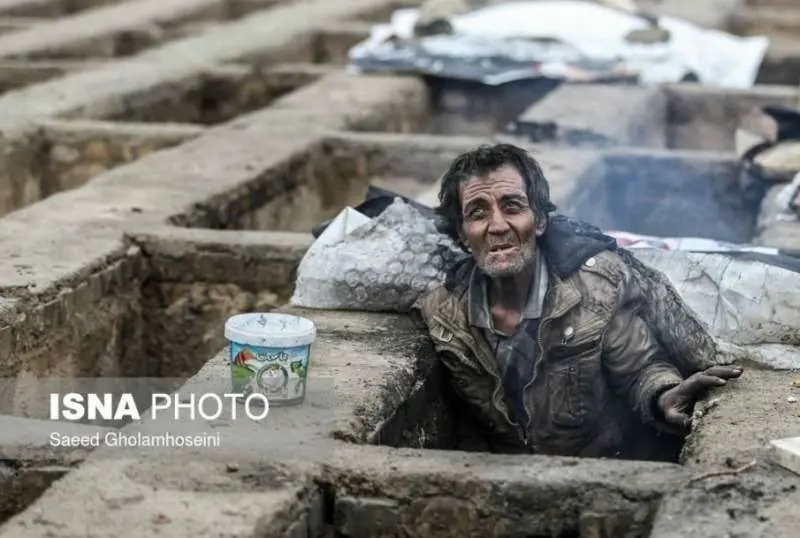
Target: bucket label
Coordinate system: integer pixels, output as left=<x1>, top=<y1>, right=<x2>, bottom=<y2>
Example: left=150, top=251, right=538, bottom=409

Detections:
left=229, top=342, right=310, bottom=403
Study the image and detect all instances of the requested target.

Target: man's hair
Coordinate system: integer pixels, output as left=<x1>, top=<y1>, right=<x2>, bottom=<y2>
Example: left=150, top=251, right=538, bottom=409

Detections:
left=435, top=143, right=557, bottom=243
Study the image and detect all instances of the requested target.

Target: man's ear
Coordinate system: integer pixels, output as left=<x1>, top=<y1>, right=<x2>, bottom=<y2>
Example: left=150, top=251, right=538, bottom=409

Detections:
left=535, top=215, right=547, bottom=237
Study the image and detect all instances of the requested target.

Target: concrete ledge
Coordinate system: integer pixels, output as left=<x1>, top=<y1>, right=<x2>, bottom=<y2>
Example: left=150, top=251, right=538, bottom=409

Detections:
left=729, top=6, right=800, bottom=37
left=322, top=444, right=684, bottom=537
left=313, top=21, right=373, bottom=63
left=0, top=0, right=234, bottom=59
left=327, top=131, right=601, bottom=208
left=642, top=0, right=746, bottom=30
left=32, top=119, right=205, bottom=196
left=130, top=226, right=312, bottom=285
left=0, top=455, right=321, bottom=537
left=0, top=0, right=117, bottom=17
left=0, top=72, right=423, bottom=298
left=650, top=463, right=800, bottom=537
left=0, top=0, right=409, bottom=122
left=0, top=414, right=114, bottom=463
left=512, top=83, right=667, bottom=149
left=0, top=59, right=106, bottom=91
left=0, top=16, right=42, bottom=34
left=682, top=368, right=800, bottom=469
left=665, top=83, right=800, bottom=151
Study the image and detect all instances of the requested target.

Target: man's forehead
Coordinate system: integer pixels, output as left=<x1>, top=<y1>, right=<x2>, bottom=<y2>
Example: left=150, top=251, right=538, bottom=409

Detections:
left=460, top=167, right=526, bottom=200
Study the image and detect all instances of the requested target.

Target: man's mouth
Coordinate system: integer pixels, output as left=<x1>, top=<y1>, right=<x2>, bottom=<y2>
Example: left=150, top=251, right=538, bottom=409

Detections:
left=488, top=244, right=517, bottom=254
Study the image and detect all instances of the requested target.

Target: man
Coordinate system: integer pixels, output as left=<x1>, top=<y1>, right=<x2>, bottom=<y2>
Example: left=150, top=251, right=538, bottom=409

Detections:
left=414, top=144, right=742, bottom=460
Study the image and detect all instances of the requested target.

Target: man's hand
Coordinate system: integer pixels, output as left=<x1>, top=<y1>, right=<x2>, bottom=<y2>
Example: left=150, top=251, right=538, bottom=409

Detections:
left=657, top=365, right=743, bottom=428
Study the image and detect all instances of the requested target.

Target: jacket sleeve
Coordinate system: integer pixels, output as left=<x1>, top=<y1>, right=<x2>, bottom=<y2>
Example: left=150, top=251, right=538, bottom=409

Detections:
left=601, top=266, right=684, bottom=430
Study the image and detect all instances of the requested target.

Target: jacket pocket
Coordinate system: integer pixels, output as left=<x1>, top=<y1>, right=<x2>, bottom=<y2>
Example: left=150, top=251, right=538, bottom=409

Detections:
left=547, top=344, right=601, bottom=428
left=428, top=324, right=483, bottom=373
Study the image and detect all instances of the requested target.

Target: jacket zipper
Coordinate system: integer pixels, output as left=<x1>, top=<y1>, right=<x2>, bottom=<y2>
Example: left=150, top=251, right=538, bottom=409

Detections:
left=520, top=286, right=582, bottom=440
left=431, top=315, right=527, bottom=446
left=521, top=317, right=549, bottom=439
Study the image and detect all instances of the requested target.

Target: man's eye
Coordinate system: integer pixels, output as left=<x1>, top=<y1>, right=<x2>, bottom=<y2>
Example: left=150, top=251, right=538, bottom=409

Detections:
left=467, top=208, right=486, bottom=220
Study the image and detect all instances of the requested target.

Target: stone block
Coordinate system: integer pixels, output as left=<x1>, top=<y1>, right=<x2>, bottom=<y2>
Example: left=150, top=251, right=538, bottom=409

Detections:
left=335, top=496, right=402, bottom=537
left=771, top=436, right=800, bottom=476
left=512, top=84, right=667, bottom=149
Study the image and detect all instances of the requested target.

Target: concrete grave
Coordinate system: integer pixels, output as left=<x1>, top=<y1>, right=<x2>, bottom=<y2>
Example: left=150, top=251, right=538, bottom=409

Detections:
left=0, top=0, right=793, bottom=535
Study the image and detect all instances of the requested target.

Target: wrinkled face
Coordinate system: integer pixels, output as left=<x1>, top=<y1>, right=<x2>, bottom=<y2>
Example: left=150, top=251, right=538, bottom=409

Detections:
left=459, top=165, right=544, bottom=277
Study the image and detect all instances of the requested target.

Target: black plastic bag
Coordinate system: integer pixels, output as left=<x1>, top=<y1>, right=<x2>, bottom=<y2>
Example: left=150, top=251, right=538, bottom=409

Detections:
left=311, top=186, right=446, bottom=238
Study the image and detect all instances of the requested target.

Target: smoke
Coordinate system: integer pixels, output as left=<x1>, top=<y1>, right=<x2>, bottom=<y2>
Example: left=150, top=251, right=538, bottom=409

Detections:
left=562, top=151, right=760, bottom=243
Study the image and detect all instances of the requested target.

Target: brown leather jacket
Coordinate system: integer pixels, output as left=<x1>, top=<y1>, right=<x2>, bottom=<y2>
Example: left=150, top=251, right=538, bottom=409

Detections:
left=413, top=222, right=689, bottom=459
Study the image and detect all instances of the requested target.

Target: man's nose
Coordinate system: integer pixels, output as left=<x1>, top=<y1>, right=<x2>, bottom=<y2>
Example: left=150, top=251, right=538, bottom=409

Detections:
left=486, top=208, right=509, bottom=234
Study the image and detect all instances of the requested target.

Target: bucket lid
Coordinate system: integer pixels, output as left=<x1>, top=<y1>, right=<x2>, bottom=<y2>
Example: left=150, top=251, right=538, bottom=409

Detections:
left=224, top=313, right=316, bottom=348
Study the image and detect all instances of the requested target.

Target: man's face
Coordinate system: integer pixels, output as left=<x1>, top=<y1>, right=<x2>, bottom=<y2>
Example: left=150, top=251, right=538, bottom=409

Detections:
left=459, top=165, right=544, bottom=278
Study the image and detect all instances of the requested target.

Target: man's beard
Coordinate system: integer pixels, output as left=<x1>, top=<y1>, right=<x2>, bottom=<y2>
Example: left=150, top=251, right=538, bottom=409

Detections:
left=478, top=237, right=537, bottom=278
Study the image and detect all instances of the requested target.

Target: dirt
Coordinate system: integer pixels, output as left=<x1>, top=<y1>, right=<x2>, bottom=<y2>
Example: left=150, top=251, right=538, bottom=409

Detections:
left=124, top=457, right=300, bottom=493
left=682, top=366, right=800, bottom=469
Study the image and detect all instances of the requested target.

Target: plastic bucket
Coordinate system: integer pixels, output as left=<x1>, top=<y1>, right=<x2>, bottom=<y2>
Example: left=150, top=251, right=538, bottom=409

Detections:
left=224, top=313, right=316, bottom=407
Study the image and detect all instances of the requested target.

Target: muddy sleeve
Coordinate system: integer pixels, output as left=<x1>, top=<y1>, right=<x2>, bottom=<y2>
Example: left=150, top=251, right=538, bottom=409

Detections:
left=601, top=270, right=684, bottom=429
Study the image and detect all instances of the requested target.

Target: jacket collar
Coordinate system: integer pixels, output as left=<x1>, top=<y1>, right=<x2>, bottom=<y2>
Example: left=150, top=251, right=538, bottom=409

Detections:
left=435, top=215, right=616, bottom=324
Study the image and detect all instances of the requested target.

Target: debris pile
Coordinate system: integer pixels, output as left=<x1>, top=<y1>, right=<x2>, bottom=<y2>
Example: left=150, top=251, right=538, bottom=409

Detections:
left=347, top=0, right=769, bottom=88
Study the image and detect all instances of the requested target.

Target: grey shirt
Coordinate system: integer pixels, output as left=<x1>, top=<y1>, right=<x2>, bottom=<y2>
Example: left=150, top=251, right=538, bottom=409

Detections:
left=467, top=250, right=549, bottom=423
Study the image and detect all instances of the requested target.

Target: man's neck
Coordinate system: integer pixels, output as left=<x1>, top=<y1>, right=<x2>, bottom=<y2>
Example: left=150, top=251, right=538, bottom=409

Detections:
left=488, top=262, right=537, bottom=313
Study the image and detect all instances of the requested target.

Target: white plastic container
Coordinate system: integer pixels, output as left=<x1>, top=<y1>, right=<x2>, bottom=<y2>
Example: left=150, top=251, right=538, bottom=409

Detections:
left=224, top=313, right=316, bottom=406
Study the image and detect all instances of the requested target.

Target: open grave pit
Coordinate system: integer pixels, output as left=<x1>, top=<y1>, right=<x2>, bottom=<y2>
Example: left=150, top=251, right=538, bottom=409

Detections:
left=0, top=0, right=433, bottom=222
left=0, top=0, right=304, bottom=61
left=103, top=63, right=334, bottom=125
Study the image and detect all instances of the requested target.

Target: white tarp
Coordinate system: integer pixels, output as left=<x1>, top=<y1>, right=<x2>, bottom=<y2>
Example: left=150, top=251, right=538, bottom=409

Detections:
left=349, top=1, right=769, bottom=88
left=632, top=249, right=800, bottom=369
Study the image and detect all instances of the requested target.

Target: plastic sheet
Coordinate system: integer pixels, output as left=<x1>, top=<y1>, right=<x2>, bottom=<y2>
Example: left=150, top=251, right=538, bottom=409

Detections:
left=290, top=199, right=462, bottom=312
left=348, top=1, right=769, bottom=88
left=631, top=249, right=800, bottom=369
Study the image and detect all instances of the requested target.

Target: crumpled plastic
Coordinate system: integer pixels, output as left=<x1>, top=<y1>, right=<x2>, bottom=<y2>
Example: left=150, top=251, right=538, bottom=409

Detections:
left=632, top=249, right=800, bottom=370
left=348, top=1, right=769, bottom=88
left=290, top=199, right=463, bottom=312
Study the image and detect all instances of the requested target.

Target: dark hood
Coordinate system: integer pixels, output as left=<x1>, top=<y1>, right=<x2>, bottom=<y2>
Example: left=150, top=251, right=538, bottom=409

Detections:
left=539, top=215, right=618, bottom=277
